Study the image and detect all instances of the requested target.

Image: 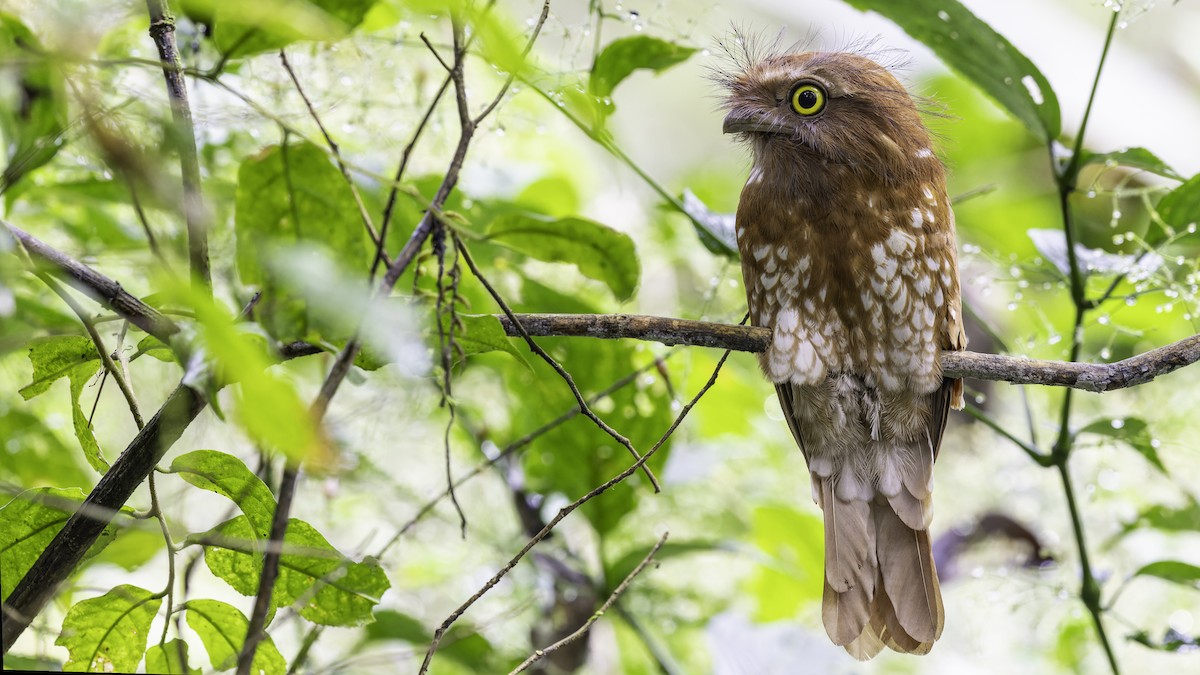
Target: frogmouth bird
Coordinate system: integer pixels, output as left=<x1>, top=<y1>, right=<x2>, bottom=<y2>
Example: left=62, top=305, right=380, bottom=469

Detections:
left=720, top=45, right=966, bottom=659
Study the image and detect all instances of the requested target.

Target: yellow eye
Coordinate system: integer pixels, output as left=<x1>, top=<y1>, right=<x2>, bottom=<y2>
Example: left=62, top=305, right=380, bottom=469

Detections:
left=790, top=82, right=826, bottom=116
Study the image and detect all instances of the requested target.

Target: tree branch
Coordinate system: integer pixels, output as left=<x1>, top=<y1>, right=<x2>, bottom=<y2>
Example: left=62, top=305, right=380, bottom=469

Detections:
left=146, top=0, right=209, bottom=291
left=493, top=313, right=1200, bottom=393
left=4, top=221, right=179, bottom=342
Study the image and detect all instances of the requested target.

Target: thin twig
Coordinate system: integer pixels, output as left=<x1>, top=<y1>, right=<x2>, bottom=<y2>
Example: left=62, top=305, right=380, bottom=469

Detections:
left=455, top=235, right=661, bottom=491
left=278, top=49, right=387, bottom=267
left=384, top=355, right=670, bottom=554
left=35, top=272, right=145, bottom=429
left=417, top=348, right=732, bottom=674
left=507, top=532, right=669, bottom=675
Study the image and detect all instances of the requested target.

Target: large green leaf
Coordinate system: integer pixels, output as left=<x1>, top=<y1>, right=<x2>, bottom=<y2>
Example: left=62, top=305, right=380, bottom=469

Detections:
left=234, top=141, right=369, bottom=338
left=1077, top=417, right=1166, bottom=475
left=0, top=13, right=68, bottom=190
left=1158, top=172, right=1200, bottom=229
left=1134, top=560, right=1200, bottom=591
left=18, top=335, right=107, bottom=472
left=589, top=35, right=695, bottom=113
left=844, top=0, right=1060, bottom=141
left=168, top=450, right=277, bottom=532
left=190, top=515, right=390, bottom=626
left=0, top=405, right=92, bottom=488
left=743, top=503, right=824, bottom=622
left=504, top=281, right=671, bottom=535
left=184, top=599, right=286, bottom=674
left=484, top=212, right=640, bottom=302
left=183, top=0, right=378, bottom=59
left=1082, top=147, right=1183, bottom=182
left=0, top=488, right=128, bottom=603
left=56, top=585, right=160, bottom=673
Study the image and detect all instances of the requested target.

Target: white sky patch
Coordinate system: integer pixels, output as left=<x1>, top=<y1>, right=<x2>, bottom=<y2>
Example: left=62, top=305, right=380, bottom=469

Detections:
left=1021, top=74, right=1045, bottom=105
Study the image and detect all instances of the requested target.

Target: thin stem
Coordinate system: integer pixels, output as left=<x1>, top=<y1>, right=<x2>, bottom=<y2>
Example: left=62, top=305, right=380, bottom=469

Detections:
left=36, top=272, right=145, bottom=429
left=417, top=349, right=731, bottom=673
left=1056, top=461, right=1120, bottom=674
left=963, top=403, right=1051, bottom=466
left=508, top=532, right=668, bottom=674
left=1045, top=9, right=1123, bottom=675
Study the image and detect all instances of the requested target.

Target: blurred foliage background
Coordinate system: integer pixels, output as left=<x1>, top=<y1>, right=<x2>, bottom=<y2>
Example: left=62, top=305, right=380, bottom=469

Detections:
left=2, top=0, right=1200, bottom=673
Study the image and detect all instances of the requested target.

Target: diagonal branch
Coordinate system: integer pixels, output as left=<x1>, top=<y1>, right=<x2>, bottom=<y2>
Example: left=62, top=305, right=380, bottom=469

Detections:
left=507, top=532, right=669, bottom=675
left=5, top=221, right=179, bottom=342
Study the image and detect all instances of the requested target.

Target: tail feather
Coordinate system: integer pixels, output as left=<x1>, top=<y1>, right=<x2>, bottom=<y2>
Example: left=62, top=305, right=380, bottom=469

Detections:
left=874, top=499, right=944, bottom=644
left=818, top=477, right=875, bottom=644
left=818, top=474, right=943, bottom=658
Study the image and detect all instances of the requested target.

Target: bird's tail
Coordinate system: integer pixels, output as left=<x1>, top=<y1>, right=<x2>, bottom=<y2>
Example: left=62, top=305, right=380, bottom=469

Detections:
left=813, top=470, right=943, bottom=660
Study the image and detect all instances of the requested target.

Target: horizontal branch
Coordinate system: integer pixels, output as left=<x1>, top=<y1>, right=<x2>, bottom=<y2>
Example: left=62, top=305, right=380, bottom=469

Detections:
left=496, top=313, right=1200, bottom=393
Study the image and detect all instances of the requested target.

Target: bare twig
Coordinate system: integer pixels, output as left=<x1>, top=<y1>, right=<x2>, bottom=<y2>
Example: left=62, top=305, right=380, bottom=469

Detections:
left=34, top=272, right=145, bottom=429
left=508, top=532, right=669, bottom=675
left=417, top=348, right=732, bottom=674
left=385, top=355, right=670, bottom=553
left=145, top=0, right=209, bottom=290
left=455, top=235, right=661, bottom=492
left=278, top=49, right=387, bottom=267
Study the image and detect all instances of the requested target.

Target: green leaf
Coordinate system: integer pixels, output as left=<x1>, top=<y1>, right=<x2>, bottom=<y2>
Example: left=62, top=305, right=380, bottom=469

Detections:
left=1078, top=417, right=1166, bottom=474
left=484, top=212, right=640, bottom=301
left=844, top=0, right=1060, bottom=141
left=92, top=528, right=165, bottom=572
left=589, top=36, right=696, bottom=102
left=135, top=334, right=176, bottom=363
left=1134, top=560, right=1200, bottom=590
left=1158, top=172, right=1200, bottom=229
left=0, top=13, right=68, bottom=190
left=0, top=488, right=128, bottom=603
left=194, top=515, right=390, bottom=626
left=185, top=599, right=286, bottom=674
left=0, top=405, right=92, bottom=488
left=185, top=0, right=378, bottom=59
left=361, top=610, right=508, bottom=671
left=743, top=504, right=824, bottom=622
left=56, top=585, right=161, bottom=673
left=1082, top=147, right=1182, bottom=181
left=1116, top=497, right=1200, bottom=540
left=145, top=639, right=202, bottom=675
left=18, top=335, right=107, bottom=472
left=442, top=313, right=527, bottom=364
left=168, top=450, right=277, bottom=532
left=234, top=142, right=369, bottom=338
left=605, top=539, right=726, bottom=587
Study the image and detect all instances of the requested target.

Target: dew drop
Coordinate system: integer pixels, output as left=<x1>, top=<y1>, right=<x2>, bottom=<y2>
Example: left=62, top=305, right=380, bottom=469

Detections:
left=938, top=10, right=950, bottom=20
left=1110, top=418, right=1125, bottom=429
left=1097, top=314, right=1110, bottom=325
left=1099, top=347, right=1111, bottom=359
left=1125, top=295, right=1137, bottom=306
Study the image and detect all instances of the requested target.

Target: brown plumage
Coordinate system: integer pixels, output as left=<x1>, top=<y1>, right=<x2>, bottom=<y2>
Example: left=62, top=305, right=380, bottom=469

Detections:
left=719, top=44, right=966, bottom=659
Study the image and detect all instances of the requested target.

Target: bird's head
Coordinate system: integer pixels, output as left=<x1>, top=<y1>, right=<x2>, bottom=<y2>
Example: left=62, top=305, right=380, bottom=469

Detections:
left=718, top=48, right=935, bottom=188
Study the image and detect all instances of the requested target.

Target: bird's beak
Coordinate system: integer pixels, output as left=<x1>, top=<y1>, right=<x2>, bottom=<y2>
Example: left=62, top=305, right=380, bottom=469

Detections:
left=723, top=111, right=786, bottom=135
